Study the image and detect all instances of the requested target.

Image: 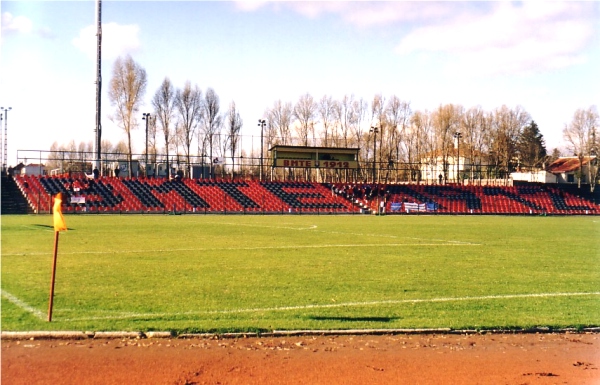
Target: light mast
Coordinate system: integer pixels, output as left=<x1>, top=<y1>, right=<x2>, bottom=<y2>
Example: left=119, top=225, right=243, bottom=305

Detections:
left=94, top=0, right=102, bottom=173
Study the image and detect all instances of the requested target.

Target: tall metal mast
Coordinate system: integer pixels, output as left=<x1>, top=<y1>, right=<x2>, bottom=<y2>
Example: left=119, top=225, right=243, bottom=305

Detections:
left=94, top=0, right=102, bottom=173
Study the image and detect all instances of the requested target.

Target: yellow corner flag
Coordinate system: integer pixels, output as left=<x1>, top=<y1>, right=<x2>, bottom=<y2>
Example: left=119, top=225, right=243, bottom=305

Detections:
left=53, top=193, right=67, bottom=232
left=49, top=192, right=67, bottom=321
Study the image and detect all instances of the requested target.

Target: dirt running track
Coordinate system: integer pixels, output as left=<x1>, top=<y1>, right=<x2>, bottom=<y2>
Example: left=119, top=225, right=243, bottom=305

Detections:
left=2, top=333, right=599, bottom=385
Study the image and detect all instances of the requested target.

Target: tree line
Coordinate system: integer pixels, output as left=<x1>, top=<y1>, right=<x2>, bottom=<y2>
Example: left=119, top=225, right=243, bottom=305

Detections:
left=48, top=55, right=598, bottom=185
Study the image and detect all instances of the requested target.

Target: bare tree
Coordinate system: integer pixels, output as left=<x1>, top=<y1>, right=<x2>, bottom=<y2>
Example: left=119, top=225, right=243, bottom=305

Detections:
left=370, top=94, right=385, bottom=179
left=147, top=114, right=158, bottom=165
left=563, top=106, right=599, bottom=190
left=108, top=55, right=147, bottom=176
left=47, top=142, right=62, bottom=170
left=385, top=96, right=411, bottom=182
left=224, top=101, right=243, bottom=177
left=267, top=99, right=293, bottom=145
left=461, top=106, right=486, bottom=182
left=104, top=140, right=129, bottom=169
left=432, top=104, right=463, bottom=183
left=100, top=139, right=115, bottom=165
left=152, top=77, right=176, bottom=178
left=337, top=94, right=355, bottom=148
left=262, top=113, right=277, bottom=150
left=202, top=88, right=222, bottom=178
left=47, top=140, right=90, bottom=174
left=293, top=93, right=316, bottom=146
left=410, top=110, right=434, bottom=182
left=318, top=95, right=336, bottom=147
left=175, top=81, right=203, bottom=177
left=385, top=96, right=401, bottom=159
left=351, top=97, right=369, bottom=179
left=491, top=105, right=530, bottom=182
left=331, top=98, right=343, bottom=147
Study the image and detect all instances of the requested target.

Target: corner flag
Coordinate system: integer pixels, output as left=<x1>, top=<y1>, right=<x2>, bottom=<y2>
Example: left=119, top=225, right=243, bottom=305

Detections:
left=53, top=193, right=67, bottom=232
left=49, top=192, right=67, bottom=321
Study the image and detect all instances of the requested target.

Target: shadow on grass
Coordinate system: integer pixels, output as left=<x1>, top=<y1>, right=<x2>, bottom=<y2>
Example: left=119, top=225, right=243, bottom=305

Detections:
left=307, top=316, right=399, bottom=323
left=33, top=224, right=73, bottom=230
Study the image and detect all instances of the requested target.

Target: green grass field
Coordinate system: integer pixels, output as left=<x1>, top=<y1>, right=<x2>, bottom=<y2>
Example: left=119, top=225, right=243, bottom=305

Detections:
left=1, top=214, right=599, bottom=333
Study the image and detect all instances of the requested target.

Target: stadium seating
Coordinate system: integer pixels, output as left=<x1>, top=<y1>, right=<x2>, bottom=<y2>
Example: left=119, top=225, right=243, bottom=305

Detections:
left=12, top=175, right=600, bottom=215
left=332, top=182, right=599, bottom=215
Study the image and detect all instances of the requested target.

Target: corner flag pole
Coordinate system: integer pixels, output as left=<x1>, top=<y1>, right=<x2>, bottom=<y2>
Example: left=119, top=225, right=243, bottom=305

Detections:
left=48, top=231, right=60, bottom=322
left=48, top=193, right=67, bottom=322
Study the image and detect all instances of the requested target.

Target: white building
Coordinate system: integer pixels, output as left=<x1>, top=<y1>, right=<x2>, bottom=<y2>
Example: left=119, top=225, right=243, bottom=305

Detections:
left=419, top=148, right=487, bottom=183
left=510, top=156, right=598, bottom=185
left=20, top=163, right=46, bottom=176
left=545, top=156, right=596, bottom=184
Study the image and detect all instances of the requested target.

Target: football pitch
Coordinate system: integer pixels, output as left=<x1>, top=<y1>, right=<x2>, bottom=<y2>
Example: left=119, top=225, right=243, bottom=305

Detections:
left=1, top=214, right=599, bottom=333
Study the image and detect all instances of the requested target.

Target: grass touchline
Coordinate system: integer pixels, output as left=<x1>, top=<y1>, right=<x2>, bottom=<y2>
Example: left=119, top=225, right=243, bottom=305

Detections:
left=54, top=292, right=600, bottom=322
left=0, top=289, right=46, bottom=321
left=2, top=242, right=480, bottom=257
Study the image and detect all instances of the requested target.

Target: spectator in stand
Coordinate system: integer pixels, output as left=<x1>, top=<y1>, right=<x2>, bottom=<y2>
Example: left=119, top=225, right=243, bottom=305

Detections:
left=175, top=170, right=184, bottom=181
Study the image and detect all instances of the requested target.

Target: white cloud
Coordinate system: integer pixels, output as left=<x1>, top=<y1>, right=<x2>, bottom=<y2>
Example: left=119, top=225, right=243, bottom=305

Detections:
left=285, top=2, right=347, bottom=19
left=334, top=2, right=459, bottom=28
left=395, top=2, right=597, bottom=76
left=233, top=1, right=270, bottom=12
left=37, top=26, right=56, bottom=39
left=240, top=2, right=597, bottom=76
left=72, top=22, right=141, bottom=61
left=234, top=1, right=458, bottom=25
left=1, top=12, right=33, bottom=35
left=1, top=12, right=56, bottom=41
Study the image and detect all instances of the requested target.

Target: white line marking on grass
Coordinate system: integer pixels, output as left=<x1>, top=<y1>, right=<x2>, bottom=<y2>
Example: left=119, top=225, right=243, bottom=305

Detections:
left=200, top=292, right=600, bottom=314
left=218, top=221, right=483, bottom=244
left=315, top=230, right=400, bottom=239
left=217, top=221, right=403, bottom=239
left=61, top=292, right=600, bottom=322
left=217, top=222, right=319, bottom=231
left=1, top=289, right=45, bottom=320
left=2, top=242, right=479, bottom=257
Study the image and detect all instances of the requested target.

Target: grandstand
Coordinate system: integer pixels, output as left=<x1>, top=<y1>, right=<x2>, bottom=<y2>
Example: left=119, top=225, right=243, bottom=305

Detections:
left=9, top=174, right=600, bottom=215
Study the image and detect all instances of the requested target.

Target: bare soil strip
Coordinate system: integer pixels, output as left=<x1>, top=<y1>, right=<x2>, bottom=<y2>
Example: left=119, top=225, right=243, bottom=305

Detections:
left=3, top=333, right=599, bottom=384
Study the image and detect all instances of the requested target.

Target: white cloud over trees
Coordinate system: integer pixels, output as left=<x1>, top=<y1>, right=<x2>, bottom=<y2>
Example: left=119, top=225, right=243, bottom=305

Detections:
left=72, top=22, right=141, bottom=61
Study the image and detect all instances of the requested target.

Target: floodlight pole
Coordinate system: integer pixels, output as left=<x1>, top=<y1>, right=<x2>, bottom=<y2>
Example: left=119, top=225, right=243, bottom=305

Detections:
left=143, top=113, right=151, bottom=177
left=370, top=126, right=379, bottom=184
left=591, top=128, right=597, bottom=195
left=454, top=131, right=462, bottom=184
left=94, top=0, right=102, bottom=174
left=0, top=113, right=2, bottom=173
left=258, top=119, right=266, bottom=181
left=1, top=107, right=11, bottom=173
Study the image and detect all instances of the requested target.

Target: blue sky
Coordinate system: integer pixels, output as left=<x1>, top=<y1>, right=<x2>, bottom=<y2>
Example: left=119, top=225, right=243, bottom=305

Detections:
left=1, top=1, right=599, bottom=167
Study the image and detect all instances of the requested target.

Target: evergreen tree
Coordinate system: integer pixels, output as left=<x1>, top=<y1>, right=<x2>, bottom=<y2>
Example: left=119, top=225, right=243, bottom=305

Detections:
left=517, top=120, right=547, bottom=169
left=548, top=148, right=561, bottom=165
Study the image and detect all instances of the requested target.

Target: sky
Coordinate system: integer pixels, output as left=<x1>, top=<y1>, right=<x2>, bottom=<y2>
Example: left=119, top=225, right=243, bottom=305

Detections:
left=1, top=0, right=599, bottom=167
